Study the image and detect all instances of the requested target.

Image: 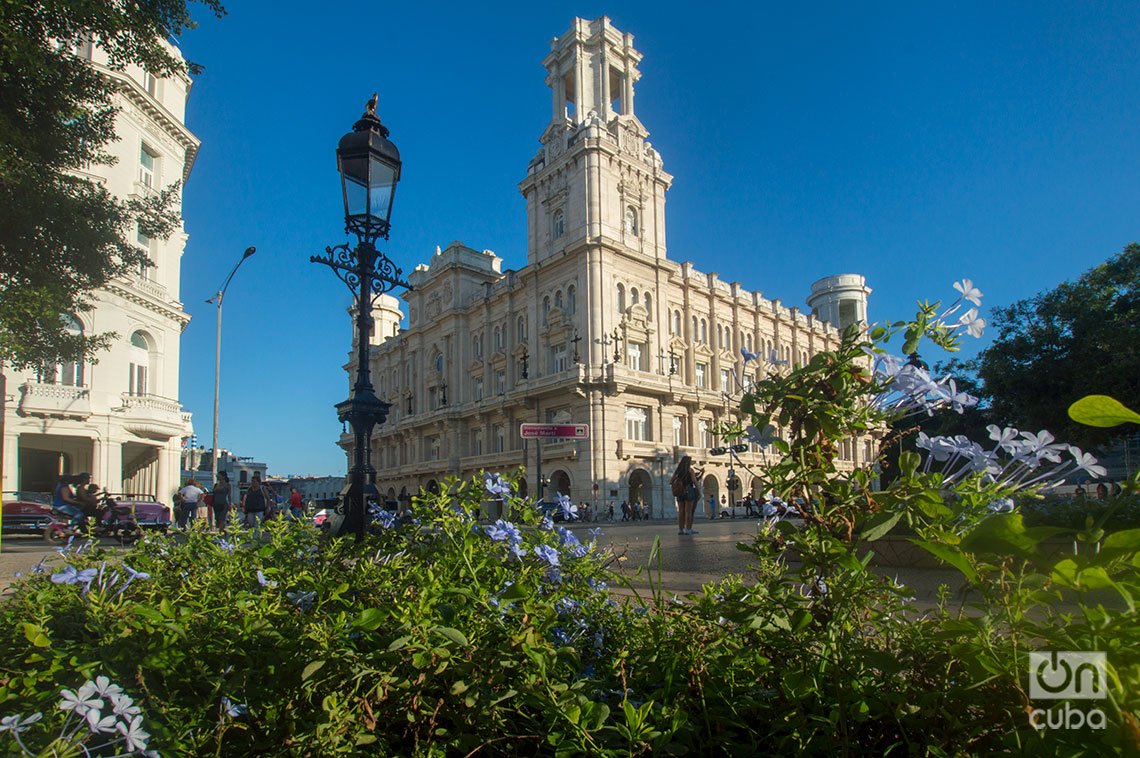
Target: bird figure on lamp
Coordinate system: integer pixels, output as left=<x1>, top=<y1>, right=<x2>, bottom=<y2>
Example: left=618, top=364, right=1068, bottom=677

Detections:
left=365, top=91, right=378, bottom=116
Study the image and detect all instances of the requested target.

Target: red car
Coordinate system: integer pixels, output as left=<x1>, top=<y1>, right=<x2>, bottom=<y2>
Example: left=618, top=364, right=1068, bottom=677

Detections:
left=1, top=497, right=55, bottom=535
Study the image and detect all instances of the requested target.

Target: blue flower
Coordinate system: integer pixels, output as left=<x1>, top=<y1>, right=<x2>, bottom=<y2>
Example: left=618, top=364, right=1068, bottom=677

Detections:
left=221, top=696, right=249, bottom=718
left=741, top=346, right=760, bottom=363
left=539, top=516, right=554, bottom=531
left=256, top=570, right=277, bottom=589
left=587, top=577, right=608, bottom=592
left=557, top=527, right=589, bottom=558
left=484, top=472, right=511, bottom=498
left=486, top=519, right=523, bottom=544
left=51, top=566, right=97, bottom=586
left=556, top=597, right=580, bottom=615
left=534, top=543, right=561, bottom=567
left=373, top=509, right=396, bottom=528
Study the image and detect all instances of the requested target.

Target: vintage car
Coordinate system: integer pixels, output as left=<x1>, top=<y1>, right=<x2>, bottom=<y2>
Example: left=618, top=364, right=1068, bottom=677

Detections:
left=115, top=497, right=173, bottom=531
left=1, top=495, right=55, bottom=535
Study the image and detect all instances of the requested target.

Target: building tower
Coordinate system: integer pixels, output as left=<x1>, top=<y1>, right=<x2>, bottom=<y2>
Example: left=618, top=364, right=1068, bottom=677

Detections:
left=806, top=274, right=872, bottom=330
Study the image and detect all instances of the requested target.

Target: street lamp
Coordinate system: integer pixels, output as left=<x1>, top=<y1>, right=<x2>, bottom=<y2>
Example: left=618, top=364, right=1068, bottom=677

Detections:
left=206, top=246, right=256, bottom=491
left=311, top=95, right=411, bottom=540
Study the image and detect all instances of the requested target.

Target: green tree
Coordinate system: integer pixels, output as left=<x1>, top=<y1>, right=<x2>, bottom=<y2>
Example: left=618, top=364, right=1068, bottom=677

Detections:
left=974, top=242, right=1140, bottom=451
left=0, top=0, right=224, bottom=370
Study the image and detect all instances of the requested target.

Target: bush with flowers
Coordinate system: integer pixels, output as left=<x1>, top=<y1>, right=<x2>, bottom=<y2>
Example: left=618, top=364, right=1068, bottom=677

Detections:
left=0, top=281, right=1137, bottom=756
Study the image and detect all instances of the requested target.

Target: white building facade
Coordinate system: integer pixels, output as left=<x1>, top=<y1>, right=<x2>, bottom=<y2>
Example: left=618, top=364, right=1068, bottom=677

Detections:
left=1, top=40, right=197, bottom=502
left=350, top=18, right=871, bottom=518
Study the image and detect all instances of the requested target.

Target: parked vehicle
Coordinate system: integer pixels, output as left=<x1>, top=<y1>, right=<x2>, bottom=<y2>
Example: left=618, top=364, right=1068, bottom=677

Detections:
left=1, top=494, right=55, bottom=535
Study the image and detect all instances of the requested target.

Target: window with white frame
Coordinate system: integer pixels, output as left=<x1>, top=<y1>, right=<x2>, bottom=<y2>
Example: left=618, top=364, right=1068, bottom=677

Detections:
left=695, top=362, right=707, bottom=389
left=495, top=369, right=506, bottom=395
left=128, top=331, right=150, bottom=396
left=673, top=416, right=684, bottom=447
left=625, top=406, right=649, bottom=441
left=552, top=210, right=565, bottom=239
left=138, top=144, right=157, bottom=187
left=429, top=436, right=441, bottom=461
left=473, top=377, right=484, bottom=401
left=720, top=369, right=732, bottom=391
left=40, top=315, right=85, bottom=386
left=699, top=419, right=711, bottom=449
left=627, top=341, right=644, bottom=371
left=673, top=310, right=681, bottom=335
left=553, top=346, right=568, bottom=373
left=517, top=315, right=526, bottom=342
left=135, top=226, right=152, bottom=278
left=493, top=424, right=505, bottom=452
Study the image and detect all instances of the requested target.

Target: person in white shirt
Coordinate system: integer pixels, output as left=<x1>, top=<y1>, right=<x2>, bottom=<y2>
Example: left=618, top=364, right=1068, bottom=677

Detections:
left=177, top=478, right=205, bottom=528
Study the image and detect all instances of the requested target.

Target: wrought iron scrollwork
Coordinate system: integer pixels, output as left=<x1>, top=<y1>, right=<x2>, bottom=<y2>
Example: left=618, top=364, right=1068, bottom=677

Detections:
left=310, top=241, right=414, bottom=306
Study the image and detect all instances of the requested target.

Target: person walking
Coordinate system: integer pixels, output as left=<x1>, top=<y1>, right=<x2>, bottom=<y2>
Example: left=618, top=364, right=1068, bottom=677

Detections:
left=289, top=487, right=304, bottom=519
left=177, top=478, right=205, bottom=529
left=671, top=456, right=703, bottom=536
left=242, top=475, right=269, bottom=531
left=211, top=472, right=232, bottom=529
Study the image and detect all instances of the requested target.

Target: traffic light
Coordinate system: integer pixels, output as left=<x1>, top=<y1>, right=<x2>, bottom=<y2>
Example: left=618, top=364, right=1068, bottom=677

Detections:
left=709, top=447, right=727, bottom=456
left=730, top=443, right=749, bottom=453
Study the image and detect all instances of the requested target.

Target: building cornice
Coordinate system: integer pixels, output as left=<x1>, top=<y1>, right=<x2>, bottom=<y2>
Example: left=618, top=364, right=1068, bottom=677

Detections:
left=97, top=64, right=201, bottom=182
left=105, top=280, right=191, bottom=329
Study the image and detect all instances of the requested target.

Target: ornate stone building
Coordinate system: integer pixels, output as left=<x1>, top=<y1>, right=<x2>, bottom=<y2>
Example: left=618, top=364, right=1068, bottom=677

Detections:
left=1, top=39, right=197, bottom=502
left=353, top=17, right=871, bottom=518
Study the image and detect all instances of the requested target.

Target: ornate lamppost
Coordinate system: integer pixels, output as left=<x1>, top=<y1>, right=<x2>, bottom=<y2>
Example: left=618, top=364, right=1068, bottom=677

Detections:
left=311, top=95, right=411, bottom=540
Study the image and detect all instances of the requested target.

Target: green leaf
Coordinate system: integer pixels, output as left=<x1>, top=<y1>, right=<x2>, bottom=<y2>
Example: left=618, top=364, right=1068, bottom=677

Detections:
left=1096, top=529, right=1140, bottom=562
left=387, top=636, right=412, bottom=651
left=22, top=623, right=49, bottom=648
left=898, top=451, right=920, bottom=478
left=435, top=627, right=468, bottom=647
left=1067, top=395, right=1140, bottom=428
left=354, top=608, right=385, bottom=631
left=911, top=540, right=978, bottom=583
left=302, top=660, right=325, bottom=680
left=859, top=511, right=902, bottom=542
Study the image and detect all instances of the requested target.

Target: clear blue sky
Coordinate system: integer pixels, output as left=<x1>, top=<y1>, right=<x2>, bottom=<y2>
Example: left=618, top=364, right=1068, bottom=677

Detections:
left=175, top=1, right=1140, bottom=476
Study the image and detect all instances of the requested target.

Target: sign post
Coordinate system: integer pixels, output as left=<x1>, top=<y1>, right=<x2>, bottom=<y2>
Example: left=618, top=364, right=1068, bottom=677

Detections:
left=519, top=424, right=590, bottom=502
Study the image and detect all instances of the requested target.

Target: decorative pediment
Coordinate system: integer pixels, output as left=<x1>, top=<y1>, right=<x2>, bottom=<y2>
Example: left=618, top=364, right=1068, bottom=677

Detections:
left=542, top=186, right=569, bottom=208
left=488, top=349, right=508, bottom=368
left=541, top=307, right=574, bottom=342
left=668, top=336, right=688, bottom=351
left=466, top=359, right=485, bottom=377
left=511, top=343, right=529, bottom=360
left=693, top=343, right=714, bottom=360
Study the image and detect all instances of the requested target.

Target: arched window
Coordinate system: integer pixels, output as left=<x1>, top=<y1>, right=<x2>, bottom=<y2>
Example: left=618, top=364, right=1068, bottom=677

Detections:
left=434, top=352, right=444, bottom=373
left=691, top=316, right=698, bottom=339
left=493, top=325, right=502, bottom=350
left=552, top=210, right=565, bottom=239
left=543, top=296, right=551, bottom=324
left=128, top=331, right=152, bottom=396
left=517, top=315, right=526, bottom=342
left=700, top=319, right=707, bottom=344
left=616, top=284, right=625, bottom=314
left=630, top=287, right=639, bottom=306
left=567, top=285, right=576, bottom=315
left=555, top=290, right=563, bottom=309
left=42, top=315, right=85, bottom=386
left=643, top=293, right=651, bottom=320
left=624, top=206, right=639, bottom=237
left=472, top=335, right=481, bottom=358
left=673, top=310, right=681, bottom=335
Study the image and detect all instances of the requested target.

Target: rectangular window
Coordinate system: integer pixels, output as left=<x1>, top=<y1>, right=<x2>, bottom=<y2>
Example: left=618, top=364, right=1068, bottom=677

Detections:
left=720, top=369, right=731, bottom=391
left=138, top=145, right=157, bottom=187
left=625, top=406, right=649, bottom=441
left=673, top=416, right=685, bottom=447
left=627, top=342, right=643, bottom=371
left=472, top=430, right=483, bottom=456
left=699, top=420, right=711, bottom=449
left=493, top=425, right=505, bottom=453
left=429, top=437, right=441, bottom=461
left=696, top=363, right=707, bottom=389
left=136, top=227, right=152, bottom=278
left=144, top=71, right=158, bottom=97
left=129, top=363, right=147, bottom=396
left=553, top=347, right=568, bottom=373
left=473, top=377, right=484, bottom=401
left=495, top=369, right=506, bottom=395
left=428, top=387, right=438, bottom=410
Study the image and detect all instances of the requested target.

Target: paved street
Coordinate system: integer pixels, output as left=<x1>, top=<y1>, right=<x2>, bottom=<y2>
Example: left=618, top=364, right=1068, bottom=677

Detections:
left=0, top=518, right=971, bottom=606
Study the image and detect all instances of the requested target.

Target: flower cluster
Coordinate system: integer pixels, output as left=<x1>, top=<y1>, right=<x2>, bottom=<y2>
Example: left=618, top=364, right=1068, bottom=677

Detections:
left=483, top=472, right=511, bottom=499
left=873, top=355, right=979, bottom=419
left=485, top=519, right=527, bottom=558
left=1, top=676, right=153, bottom=755
left=51, top=562, right=150, bottom=600
left=915, top=425, right=1106, bottom=492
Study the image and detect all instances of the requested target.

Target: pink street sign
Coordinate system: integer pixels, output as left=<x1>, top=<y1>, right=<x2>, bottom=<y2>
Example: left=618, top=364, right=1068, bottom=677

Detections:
left=519, top=423, right=590, bottom=440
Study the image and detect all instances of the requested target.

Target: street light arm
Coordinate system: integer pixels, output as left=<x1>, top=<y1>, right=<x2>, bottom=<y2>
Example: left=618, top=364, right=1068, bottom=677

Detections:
left=210, top=246, right=257, bottom=304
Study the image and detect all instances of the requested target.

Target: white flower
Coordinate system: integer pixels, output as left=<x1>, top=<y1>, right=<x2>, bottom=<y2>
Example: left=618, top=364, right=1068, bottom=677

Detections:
left=91, top=676, right=124, bottom=698
left=116, top=714, right=150, bottom=752
left=86, top=707, right=118, bottom=733
left=953, top=278, right=983, bottom=306
left=1070, top=447, right=1107, bottom=479
left=109, top=693, right=140, bottom=718
left=987, top=425, right=1020, bottom=452
left=0, top=712, right=42, bottom=734
left=957, top=308, right=986, bottom=338
left=256, top=570, right=277, bottom=589
left=221, top=696, right=249, bottom=718
left=59, top=686, right=102, bottom=717
left=51, top=566, right=97, bottom=585
left=1020, top=430, right=1068, bottom=463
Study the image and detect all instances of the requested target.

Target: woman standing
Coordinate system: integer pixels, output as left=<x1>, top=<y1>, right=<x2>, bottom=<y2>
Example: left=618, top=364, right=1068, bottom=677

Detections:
left=212, top=472, right=231, bottom=529
left=670, top=456, right=703, bottom=536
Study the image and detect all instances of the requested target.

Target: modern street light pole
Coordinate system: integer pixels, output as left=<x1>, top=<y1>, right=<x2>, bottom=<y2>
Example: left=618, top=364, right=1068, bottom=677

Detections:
left=311, top=96, right=410, bottom=541
left=207, top=246, right=256, bottom=490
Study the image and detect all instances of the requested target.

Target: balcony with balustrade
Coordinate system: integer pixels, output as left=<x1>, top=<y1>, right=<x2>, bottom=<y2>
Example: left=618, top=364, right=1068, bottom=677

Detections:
left=17, top=382, right=93, bottom=420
